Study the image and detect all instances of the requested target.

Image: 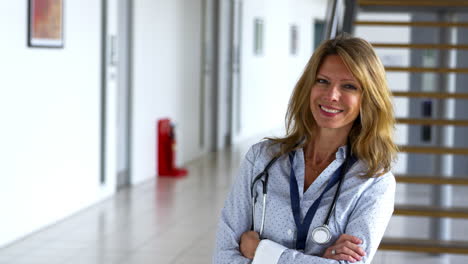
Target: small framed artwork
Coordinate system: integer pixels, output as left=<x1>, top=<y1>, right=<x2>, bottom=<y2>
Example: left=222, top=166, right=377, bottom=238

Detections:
left=28, top=0, right=64, bottom=48
left=254, top=18, right=264, bottom=55
left=290, top=24, right=298, bottom=55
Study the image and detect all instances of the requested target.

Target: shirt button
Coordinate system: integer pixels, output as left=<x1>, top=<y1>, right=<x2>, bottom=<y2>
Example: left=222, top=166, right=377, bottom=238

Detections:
left=288, top=229, right=293, bottom=236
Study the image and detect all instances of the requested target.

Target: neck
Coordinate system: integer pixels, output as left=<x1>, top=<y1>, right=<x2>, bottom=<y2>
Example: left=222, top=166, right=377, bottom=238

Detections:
left=306, top=127, right=350, bottom=165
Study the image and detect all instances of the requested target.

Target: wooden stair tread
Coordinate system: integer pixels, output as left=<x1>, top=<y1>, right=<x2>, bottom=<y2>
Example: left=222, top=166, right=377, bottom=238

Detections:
left=372, top=43, right=468, bottom=49
left=386, top=67, right=468, bottom=73
left=359, top=0, right=468, bottom=7
left=398, top=145, right=468, bottom=155
left=395, top=174, right=468, bottom=185
left=396, top=118, right=468, bottom=126
left=392, top=91, right=468, bottom=99
left=380, top=238, right=468, bottom=254
left=394, top=204, right=468, bottom=218
left=356, top=21, right=468, bottom=27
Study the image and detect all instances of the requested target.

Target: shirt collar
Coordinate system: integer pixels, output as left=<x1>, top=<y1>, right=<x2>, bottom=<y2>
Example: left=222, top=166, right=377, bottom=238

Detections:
left=336, top=144, right=347, bottom=161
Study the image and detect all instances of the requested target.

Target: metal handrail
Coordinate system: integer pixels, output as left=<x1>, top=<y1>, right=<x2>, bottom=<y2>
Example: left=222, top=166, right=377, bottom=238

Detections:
left=324, top=0, right=341, bottom=39
left=324, top=0, right=357, bottom=40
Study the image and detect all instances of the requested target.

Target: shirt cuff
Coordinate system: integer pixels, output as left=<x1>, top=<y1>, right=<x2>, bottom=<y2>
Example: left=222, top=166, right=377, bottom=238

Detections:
left=252, top=239, right=287, bottom=264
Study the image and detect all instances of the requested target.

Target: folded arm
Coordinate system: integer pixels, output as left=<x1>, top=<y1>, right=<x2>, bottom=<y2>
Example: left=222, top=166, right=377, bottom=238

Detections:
left=213, top=147, right=257, bottom=264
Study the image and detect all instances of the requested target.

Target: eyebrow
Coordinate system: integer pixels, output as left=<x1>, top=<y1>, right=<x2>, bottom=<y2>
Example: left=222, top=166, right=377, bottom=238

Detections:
left=317, top=73, right=358, bottom=83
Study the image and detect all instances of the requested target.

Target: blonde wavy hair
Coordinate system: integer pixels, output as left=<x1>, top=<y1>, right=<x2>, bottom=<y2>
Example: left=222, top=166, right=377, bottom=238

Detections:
left=268, top=34, right=398, bottom=178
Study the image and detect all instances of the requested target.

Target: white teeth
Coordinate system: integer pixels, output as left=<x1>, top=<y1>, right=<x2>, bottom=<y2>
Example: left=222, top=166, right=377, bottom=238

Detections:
left=320, top=105, right=342, bottom=114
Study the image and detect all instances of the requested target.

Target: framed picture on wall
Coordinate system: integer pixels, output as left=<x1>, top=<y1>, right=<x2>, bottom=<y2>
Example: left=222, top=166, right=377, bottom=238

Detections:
left=290, top=24, right=298, bottom=55
left=28, top=0, right=64, bottom=48
left=254, top=18, right=264, bottom=55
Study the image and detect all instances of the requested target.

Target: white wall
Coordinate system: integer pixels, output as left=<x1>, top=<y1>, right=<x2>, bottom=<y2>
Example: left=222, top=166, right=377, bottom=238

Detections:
left=132, top=0, right=204, bottom=184
left=0, top=1, right=116, bottom=248
left=235, top=0, right=328, bottom=143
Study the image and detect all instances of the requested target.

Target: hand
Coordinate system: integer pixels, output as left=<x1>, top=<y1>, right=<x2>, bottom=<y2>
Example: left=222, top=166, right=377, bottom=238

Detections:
left=322, top=234, right=366, bottom=262
left=239, top=231, right=261, bottom=259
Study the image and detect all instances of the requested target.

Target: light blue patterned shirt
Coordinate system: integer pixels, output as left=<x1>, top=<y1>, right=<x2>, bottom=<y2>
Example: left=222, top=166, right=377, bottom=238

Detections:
left=213, top=140, right=395, bottom=263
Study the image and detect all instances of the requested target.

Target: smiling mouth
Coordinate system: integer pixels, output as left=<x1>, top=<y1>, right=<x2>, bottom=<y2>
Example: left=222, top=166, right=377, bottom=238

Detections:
left=320, top=105, right=343, bottom=114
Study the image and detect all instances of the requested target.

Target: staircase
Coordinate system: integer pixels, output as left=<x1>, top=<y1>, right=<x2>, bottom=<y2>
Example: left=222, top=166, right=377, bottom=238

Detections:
left=325, top=0, right=468, bottom=256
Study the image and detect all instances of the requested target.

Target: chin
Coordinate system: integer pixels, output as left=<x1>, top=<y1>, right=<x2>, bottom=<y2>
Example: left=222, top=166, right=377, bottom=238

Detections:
left=315, top=120, right=353, bottom=131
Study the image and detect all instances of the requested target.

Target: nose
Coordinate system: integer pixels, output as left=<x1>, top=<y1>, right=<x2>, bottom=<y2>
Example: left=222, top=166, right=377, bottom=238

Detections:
left=323, top=84, right=340, bottom=102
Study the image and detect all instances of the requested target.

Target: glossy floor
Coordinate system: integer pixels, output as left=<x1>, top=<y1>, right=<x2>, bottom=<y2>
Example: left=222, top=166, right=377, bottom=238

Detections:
left=0, top=140, right=467, bottom=264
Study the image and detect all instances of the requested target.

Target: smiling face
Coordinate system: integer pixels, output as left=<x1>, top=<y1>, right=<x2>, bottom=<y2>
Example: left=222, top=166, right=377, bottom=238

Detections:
left=310, top=55, right=362, bottom=136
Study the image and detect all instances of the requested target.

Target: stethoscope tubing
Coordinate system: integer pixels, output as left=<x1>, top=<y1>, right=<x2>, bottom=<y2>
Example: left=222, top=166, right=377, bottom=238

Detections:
left=250, top=157, right=278, bottom=235
left=260, top=193, right=267, bottom=235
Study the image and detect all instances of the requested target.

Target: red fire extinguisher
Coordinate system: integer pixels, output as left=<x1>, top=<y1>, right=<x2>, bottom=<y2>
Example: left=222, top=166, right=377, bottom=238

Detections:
left=157, top=118, right=188, bottom=177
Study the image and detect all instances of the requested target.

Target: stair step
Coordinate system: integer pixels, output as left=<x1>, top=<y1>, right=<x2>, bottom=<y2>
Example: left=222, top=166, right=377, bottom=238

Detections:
left=396, top=118, right=468, bottom=126
left=398, top=145, right=468, bottom=155
left=392, top=91, right=468, bottom=99
left=394, top=205, right=468, bottom=218
left=355, top=21, right=468, bottom=27
left=380, top=238, right=468, bottom=254
left=395, top=175, right=468, bottom=185
left=359, top=0, right=468, bottom=7
left=386, top=67, right=468, bottom=73
left=372, top=43, right=468, bottom=50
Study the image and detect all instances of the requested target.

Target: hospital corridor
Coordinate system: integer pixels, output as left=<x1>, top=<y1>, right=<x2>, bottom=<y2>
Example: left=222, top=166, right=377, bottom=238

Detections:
left=3, top=0, right=468, bottom=263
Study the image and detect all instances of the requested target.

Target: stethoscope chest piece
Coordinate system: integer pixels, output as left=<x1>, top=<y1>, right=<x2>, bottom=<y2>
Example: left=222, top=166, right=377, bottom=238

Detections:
left=311, top=225, right=332, bottom=244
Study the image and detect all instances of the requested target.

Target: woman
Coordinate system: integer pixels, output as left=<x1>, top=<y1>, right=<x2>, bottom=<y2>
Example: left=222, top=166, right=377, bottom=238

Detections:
left=213, top=35, right=397, bottom=264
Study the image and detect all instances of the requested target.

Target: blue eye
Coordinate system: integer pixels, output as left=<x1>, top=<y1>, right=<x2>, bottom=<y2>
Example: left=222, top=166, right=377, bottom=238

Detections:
left=344, top=84, right=357, bottom=90
left=316, top=79, right=328, bottom=84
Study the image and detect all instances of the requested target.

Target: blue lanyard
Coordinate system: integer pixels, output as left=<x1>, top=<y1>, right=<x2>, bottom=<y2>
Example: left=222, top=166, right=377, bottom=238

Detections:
left=289, top=151, right=345, bottom=250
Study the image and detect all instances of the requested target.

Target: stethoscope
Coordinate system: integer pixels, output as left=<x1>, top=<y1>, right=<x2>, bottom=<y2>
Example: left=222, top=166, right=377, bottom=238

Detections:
left=250, top=142, right=355, bottom=248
